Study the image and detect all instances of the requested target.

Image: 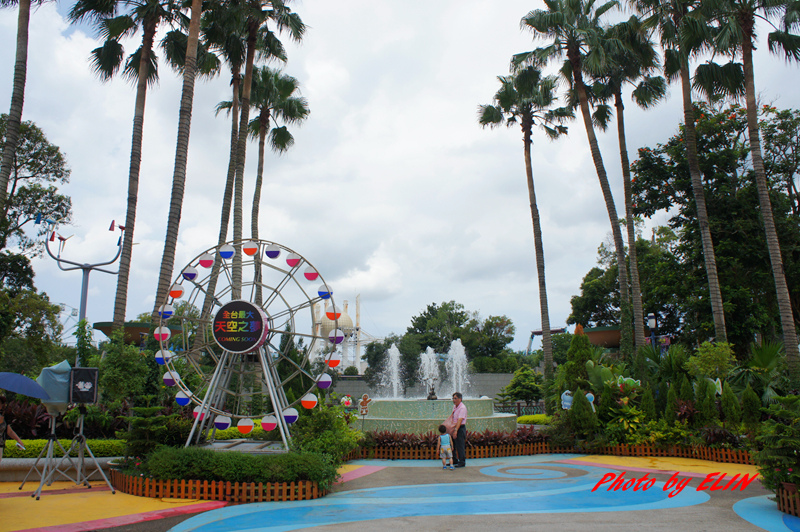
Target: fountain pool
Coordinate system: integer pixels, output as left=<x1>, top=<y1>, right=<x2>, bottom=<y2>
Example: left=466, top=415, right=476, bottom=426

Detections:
left=359, top=397, right=516, bottom=435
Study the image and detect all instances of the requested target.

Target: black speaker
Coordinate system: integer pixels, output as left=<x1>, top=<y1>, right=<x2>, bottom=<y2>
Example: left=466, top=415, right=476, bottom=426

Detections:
left=69, top=368, right=99, bottom=404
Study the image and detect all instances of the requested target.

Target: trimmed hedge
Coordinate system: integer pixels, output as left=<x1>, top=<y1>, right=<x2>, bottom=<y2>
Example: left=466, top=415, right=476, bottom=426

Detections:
left=3, top=439, right=126, bottom=458
left=141, top=447, right=340, bottom=491
left=518, top=414, right=552, bottom=425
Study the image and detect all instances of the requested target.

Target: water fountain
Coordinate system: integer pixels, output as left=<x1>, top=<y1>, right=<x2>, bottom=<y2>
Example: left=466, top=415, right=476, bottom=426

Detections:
left=359, top=340, right=516, bottom=434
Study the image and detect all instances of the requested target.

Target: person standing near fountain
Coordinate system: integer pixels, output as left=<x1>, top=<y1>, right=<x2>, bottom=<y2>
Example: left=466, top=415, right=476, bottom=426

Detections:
left=448, top=392, right=467, bottom=468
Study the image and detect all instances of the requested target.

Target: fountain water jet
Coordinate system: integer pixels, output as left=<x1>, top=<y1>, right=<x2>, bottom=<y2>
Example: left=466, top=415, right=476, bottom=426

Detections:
left=444, top=339, right=468, bottom=396
left=361, top=340, right=515, bottom=434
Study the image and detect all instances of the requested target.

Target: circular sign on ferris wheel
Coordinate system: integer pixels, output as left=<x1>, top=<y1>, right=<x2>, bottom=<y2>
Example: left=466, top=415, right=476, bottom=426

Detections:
left=212, top=300, right=269, bottom=353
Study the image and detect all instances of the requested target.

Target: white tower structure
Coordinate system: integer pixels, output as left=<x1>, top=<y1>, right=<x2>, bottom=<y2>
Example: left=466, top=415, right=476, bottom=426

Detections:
left=313, top=295, right=382, bottom=374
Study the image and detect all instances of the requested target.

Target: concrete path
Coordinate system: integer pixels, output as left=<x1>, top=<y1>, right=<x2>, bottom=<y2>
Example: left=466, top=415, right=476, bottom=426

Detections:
left=1, top=454, right=798, bottom=532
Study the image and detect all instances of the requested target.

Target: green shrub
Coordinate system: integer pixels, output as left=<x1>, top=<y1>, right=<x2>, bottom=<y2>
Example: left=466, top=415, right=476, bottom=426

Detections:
left=679, top=375, right=694, bottom=403
left=569, top=389, right=598, bottom=444
left=517, top=414, right=552, bottom=425
left=639, top=388, right=657, bottom=422
left=752, top=396, right=800, bottom=492
left=290, top=401, right=361, bottom=461
left=4, top=439, right=125, bottom=458
left=664, top=385, right=678, bottom=424
left=144, top=447, right=340, bottom=491
left=343, top=366, right=359, bottom=376
left=720, top=382, right=741, bottom=425
left=741, top=384, right=762, bottom=427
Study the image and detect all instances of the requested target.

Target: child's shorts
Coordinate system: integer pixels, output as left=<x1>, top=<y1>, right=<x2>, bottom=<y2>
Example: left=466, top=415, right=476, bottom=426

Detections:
left=440, top=447, right=452, bottom=459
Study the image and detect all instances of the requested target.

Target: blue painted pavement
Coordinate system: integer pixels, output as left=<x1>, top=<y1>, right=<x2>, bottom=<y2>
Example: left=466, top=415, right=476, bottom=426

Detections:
left=169, top=460, right=711, bottom=532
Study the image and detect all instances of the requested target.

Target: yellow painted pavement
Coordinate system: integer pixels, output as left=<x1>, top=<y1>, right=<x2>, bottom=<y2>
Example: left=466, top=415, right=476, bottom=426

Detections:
left=572, top=455, right=759, bottom=477
left=0, top=464, right=360, bottom=531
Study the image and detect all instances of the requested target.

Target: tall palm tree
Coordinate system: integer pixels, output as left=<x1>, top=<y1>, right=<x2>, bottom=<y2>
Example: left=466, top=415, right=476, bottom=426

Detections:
left=0, top=0, right=32, bottom=222
left=478, top=65, right=570, bottom=384
left=694, top=0, right=800, bottom=379
left=590, top=18, right=667, bottom=351
left=520, top=0, right=637, bottom=359
left=246, top=66, right=308, bottom=304
left=631, top=0, right=729, bottom=343
left=151, top=0, right=204, bottom=319
left=193, top=5, right=288, bottom=329
left=230, top=0, right=303, bottom=299
left=70, top=0, right=180, bottom=328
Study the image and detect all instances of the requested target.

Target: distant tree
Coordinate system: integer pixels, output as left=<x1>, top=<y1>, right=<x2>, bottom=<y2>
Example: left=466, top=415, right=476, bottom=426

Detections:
left=405, top=301, right=470, bottom=354
left=0, top=115, right=71, bottom=253
left=99, top=328, right=148, bottom=404
left=686, top=342, right=735, bottom=380
left=343, top=366, right=358, bottom=376
left=0, top=251, right=33, bottom=292
left=502, top=366, right=543, bottom=405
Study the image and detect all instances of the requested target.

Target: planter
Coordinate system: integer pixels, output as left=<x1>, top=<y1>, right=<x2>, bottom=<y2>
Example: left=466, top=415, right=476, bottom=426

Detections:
left=110, top=470, right=326, bottom=503
left=778, top=484, right=800, bottom=518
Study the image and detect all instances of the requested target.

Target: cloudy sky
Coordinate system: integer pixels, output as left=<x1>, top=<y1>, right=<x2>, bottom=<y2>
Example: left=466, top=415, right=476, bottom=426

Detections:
left=2, top=0, right=799, bottom=352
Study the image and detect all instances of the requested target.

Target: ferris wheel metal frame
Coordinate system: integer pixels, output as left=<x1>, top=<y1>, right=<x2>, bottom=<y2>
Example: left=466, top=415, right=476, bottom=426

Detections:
left=153, top=239, right=344, bottom=451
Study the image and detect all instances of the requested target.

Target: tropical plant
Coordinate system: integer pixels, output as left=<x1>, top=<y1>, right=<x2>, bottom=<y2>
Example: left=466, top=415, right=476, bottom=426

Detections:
left=729, top=340, right=787, bottom=404
left=694, top=0, right=800, bottom=381
left=478, top=64, right=570, bottom=382
left=501, top=365, right=544, bottom=405
left=520, top=0, right=636, bottom=359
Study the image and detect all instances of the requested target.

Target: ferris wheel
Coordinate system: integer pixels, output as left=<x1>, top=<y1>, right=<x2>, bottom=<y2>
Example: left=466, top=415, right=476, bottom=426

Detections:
left=153, top=239, right=344, bottom=450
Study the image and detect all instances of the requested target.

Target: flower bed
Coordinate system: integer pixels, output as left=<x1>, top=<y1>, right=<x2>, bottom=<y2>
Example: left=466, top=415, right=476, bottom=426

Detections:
left=110, top=470, right=326, bottom=503
left=348, top=442, right=753, bottom=465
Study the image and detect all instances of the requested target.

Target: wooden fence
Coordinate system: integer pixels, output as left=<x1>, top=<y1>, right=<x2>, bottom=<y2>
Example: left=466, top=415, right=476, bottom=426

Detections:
left=777, top=485, right=800, bottom=518
left=350, top=442, right=753, bottom=465
left=110, top=470, right=325, bottom=503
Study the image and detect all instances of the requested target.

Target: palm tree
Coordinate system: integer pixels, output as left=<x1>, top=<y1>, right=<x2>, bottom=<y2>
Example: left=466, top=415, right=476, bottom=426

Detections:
left=0, top=0, right=32, bottom=221
left=230, top=0, right=304, bottom=299
left=246, top=66, right=308, bottom=304
left=70, top=0, right=180, bottom=328
left=694, top=0, right=800, bottom=379
left=478, top=65, right=570, bottom=384
left=631, top=0, right=729, bottom=343
left=192, top=5, right=289, bottom=329
left=151, top=0, right=204, bottom=319
left=590, top=18, right=667, bottom=351
left=520, top=0, right=637, bottom=359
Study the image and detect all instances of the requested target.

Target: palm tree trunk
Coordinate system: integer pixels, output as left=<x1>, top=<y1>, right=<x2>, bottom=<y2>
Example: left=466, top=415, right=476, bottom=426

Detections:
left=679, top=59, right=727, bottom=342
left=231, top=19, right=258, bottom=299
left=113, top=21, right=156, bottom=328
left=196, top=69, right=240, bottom=333
left=0, top=0, right=30, bottom=222
left=571, top=54, right=633, bottom=359
left=152, top=0, right=203, bottom=317
left=742, top=38, right=800, bottom=379
left=615, top=90, right=647, bottom=350
left=522, top=118, right=553, bottom=387
left=251, top=114, right=267, bottom=306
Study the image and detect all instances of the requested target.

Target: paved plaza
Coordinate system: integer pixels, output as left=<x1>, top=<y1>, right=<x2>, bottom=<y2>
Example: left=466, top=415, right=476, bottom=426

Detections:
left=1, top=454, right=799, bottom=531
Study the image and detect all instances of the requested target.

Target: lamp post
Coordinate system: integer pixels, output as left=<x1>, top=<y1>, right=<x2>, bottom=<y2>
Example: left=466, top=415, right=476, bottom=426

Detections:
left=41, top=220, right=123, bottom=366
left=647, top=312, right=657, bottom=347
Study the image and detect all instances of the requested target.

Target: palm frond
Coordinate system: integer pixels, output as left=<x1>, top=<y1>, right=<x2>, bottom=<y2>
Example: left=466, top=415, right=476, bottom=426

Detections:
left=269, top=125, right=294, bottom=153
left=478, top=105, right=505, bottom=128
left=693, top=61, right=744, bottom=101
left=592, top=103, right=612, bottom=131
left=69, top=0, right=117, bottom=24
left=631, top=75, right=666, bottom=109
left=122, top=46, right=159, bottom=87
left=768, top=30, right=800, bottom=61
left=89, top=39, right=125, bottom=81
